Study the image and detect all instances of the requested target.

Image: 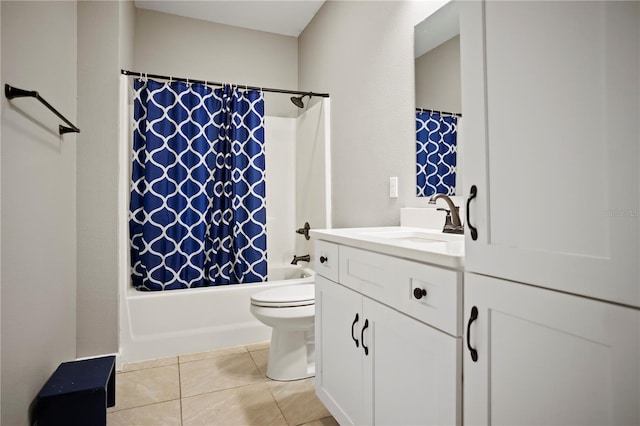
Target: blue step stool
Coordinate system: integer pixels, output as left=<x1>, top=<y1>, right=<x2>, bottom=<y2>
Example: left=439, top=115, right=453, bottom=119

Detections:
left=34, top=355, right=116, bottom=426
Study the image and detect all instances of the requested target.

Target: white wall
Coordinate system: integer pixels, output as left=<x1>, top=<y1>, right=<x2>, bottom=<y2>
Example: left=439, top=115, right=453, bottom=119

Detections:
left=415, top=35, right=461, bottom=113
left=1, top=2, right=77, bottom=424
left=134, top=8, right=300, bottom=118
left=120, top=1, right=136, bottom=69
left=299, top=1, right=447, bottom=228
left=77, top=0, right=135, bottom=358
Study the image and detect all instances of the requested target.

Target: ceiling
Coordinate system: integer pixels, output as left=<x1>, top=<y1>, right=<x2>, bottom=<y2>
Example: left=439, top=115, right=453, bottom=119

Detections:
left=134, top=0, right=326, bottom=37
left=414, top=1, right=458, bottom=58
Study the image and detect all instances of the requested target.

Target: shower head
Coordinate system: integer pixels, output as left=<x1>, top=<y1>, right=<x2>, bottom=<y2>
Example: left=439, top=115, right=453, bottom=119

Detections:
left=291, top=95, right=304, bottom=108
left=291, top=93, right=312, bottom=108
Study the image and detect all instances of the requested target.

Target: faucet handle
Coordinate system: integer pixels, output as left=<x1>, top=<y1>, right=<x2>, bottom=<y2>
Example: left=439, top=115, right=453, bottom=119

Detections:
left=437, top=208, right=453, bottom=226
left=295, top=222, right=311, bottom=240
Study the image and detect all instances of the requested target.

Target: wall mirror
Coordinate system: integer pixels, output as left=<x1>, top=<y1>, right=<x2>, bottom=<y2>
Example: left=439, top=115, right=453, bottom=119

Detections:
left=414, top=1, right=462, bottom=197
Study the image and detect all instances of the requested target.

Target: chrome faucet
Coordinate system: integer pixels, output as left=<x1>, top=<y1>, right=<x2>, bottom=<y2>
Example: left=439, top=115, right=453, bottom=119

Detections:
left=429, top=194, right=464, bottom=234
left=291, top=254, right=311, bottom=265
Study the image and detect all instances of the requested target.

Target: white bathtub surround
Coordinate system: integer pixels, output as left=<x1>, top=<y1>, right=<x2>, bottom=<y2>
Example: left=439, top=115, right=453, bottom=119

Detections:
left=119, top=266, right=314, bottom=366
left=267, top=100, right=332, bottom=266
left=265, top=116, right=297, bottom=266
left=295, top=99, right=332, bottom=260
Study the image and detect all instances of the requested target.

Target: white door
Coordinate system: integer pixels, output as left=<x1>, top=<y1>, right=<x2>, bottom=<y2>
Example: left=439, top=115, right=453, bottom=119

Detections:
left=362, top=297, right=461, bottom=426
left=464, top=273, right=640, bottom=426
left=460, top=0, right=640, bottom=306
left=315, top=276, right=364, bottom=425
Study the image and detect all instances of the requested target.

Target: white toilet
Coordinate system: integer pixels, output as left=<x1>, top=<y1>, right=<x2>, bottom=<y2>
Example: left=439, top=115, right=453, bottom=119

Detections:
left=250, top=284, right=315, bottom=381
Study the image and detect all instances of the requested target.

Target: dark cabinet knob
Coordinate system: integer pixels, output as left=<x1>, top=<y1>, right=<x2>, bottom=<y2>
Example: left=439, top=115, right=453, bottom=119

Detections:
left=320, top=256, right=328, bottom=264
left=413, top=288, right=427, bottom=299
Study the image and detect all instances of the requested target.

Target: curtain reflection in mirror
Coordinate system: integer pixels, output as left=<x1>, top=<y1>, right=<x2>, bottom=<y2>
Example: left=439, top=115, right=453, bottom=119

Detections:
left=416, top=110, right=458, bottom=197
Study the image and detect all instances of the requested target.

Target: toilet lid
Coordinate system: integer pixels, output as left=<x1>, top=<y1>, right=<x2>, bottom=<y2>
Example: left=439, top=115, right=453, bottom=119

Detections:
left=251, top=284, right=315, bottom=308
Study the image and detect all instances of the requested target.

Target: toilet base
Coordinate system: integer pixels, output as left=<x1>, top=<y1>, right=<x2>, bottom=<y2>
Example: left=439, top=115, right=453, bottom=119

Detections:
left=266, top=328, right=315, bottom=381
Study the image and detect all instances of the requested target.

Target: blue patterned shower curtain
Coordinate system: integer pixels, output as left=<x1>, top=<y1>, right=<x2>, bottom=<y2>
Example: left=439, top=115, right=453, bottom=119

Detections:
left=416, top=111, right=458, bottom=197
left=129, top=79, right=267, bottom=291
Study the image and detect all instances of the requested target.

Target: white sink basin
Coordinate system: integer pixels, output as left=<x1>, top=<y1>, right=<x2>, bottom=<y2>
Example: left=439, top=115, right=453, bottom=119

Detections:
left=359, top=229, right=461, bottom=244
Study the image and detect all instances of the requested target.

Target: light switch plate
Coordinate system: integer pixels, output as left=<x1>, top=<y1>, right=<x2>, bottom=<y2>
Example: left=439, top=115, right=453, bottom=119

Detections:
left=389, top=176, right=398, bottom=198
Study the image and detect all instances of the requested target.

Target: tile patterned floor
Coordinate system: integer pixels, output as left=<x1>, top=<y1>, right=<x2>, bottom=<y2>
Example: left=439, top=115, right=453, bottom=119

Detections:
left=107, top=342, right=337, bottom=426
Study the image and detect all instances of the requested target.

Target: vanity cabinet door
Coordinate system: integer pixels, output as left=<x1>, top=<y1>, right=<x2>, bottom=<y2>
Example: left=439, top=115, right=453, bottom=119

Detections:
left=362, top=296, right=461, bottom=426
left=463, top=273, right=640, bottom=426
left=315, top=275, right=364, bottom=426
left=460, top=0, right=640, bottom=306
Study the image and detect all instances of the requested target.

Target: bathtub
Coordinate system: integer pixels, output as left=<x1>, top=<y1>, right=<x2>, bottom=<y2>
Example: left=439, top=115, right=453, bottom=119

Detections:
left=119, top=265, right=315, bottom=365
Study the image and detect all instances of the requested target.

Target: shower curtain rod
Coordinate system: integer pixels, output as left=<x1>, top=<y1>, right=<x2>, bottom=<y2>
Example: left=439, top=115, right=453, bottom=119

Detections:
left=416, top=107, right=462, bottom=118
left=121, top=69, right=330, bottom=98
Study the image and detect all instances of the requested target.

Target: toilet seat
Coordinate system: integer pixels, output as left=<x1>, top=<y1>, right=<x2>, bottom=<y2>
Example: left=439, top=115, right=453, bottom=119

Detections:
left=250, top=284, right=315, bottom=308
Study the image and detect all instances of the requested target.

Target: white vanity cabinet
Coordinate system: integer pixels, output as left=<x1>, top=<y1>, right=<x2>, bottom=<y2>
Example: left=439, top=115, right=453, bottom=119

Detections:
left=459, top=1, right=640, bottom=424
left=460, top=0, right=640, bottom=307
left=314, top=275, right=364, bottom=425
left=464, top=273, right=640, bottom=425
left=314, top=240, right=462, bottom=426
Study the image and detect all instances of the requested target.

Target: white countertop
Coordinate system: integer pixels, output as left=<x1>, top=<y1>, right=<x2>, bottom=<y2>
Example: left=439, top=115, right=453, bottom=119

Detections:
left=310, top=226, right=464, bottom=269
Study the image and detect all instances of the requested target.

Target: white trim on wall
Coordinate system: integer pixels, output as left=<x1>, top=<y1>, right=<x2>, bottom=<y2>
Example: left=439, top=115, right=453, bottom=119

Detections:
left=323, top=98, right=332, bottom=229
left=117, top=75, right=131, bottom=370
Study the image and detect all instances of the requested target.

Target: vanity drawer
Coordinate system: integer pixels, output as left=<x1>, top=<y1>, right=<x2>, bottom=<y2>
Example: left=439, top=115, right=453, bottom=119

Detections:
left=339, top=246, right=462, bottom=336
left=314, top=240, right=339, bottom=282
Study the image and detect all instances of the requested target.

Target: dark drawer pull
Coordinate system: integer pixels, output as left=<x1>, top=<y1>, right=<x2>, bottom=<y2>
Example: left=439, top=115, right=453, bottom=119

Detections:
left=467, top=306, right=479, bottom=362
left=351, top=313, right=359, bottom=348
left=361, top=319, right=369, bottom=356
left=467, top=185, right=478, bottom=241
